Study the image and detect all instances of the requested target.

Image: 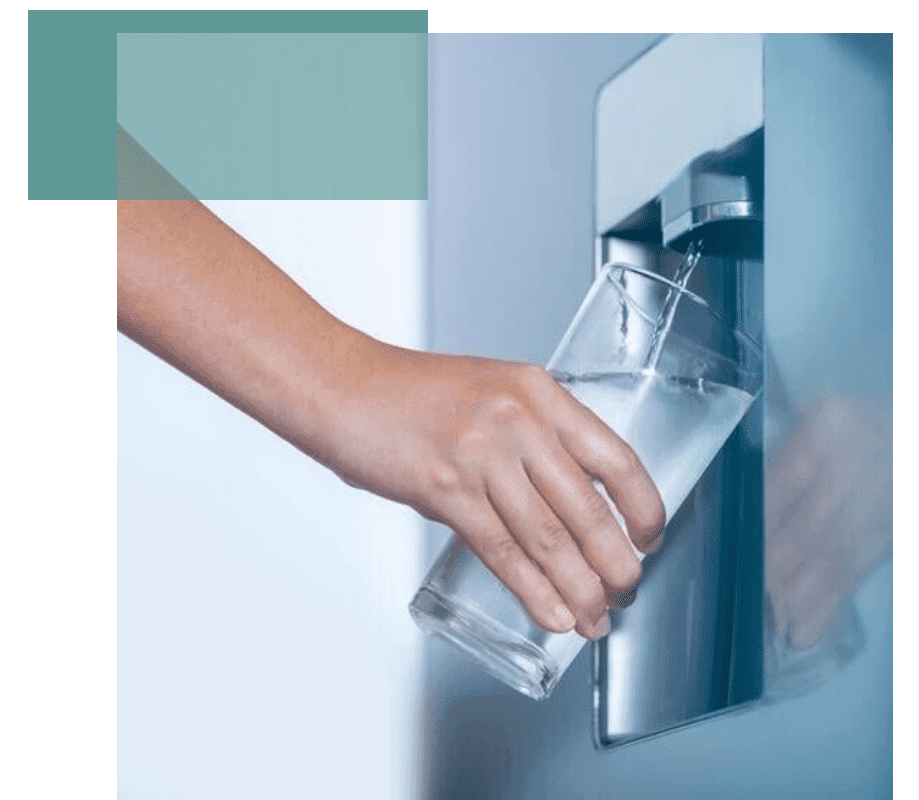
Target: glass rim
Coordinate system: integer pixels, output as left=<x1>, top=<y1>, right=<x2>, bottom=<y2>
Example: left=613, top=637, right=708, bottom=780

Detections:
left=601, top=261, right=764, bottom=362
left=602, top=261, right=711, bottom=309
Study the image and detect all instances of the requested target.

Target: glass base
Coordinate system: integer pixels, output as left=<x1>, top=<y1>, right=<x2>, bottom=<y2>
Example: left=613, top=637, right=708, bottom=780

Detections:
left=409, top=586, right=560, bottom=700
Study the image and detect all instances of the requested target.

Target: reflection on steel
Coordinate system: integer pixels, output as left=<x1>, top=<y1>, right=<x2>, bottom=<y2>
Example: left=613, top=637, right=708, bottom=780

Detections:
left=663, top=200, right=762, bottom=249
left=592, top=32, right=765, bottom=749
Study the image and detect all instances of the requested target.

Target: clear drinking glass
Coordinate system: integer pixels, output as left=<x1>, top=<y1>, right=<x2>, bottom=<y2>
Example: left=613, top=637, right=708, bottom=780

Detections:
left=409, top=264, right=764, bottom=699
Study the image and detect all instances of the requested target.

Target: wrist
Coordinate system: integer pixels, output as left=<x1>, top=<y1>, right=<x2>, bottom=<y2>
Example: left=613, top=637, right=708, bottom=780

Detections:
left=290, top=326, right=411, bottom=474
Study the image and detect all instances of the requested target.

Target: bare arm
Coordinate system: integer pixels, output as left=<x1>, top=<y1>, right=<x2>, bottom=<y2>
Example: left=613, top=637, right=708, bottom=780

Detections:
left=118, top=199, right=665, bottom=639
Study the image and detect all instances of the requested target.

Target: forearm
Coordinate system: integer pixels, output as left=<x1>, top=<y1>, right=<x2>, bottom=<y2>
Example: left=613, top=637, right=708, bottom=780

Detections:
left=118, top=200, right=665, bottom=638
left=117, top=199, right=379, bottom=468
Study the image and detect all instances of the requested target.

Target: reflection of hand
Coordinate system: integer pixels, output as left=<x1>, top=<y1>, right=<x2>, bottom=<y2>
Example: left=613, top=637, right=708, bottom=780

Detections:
left=117, top=200, right=665, bottom=642
left=766, top=396, right=892, bottom=650
left=324, top=348, right=665, bottom=640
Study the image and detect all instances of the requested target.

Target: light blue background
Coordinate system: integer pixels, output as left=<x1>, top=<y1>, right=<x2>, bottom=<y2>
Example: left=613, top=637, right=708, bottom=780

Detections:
left=422, top=33, right=892, bottom=799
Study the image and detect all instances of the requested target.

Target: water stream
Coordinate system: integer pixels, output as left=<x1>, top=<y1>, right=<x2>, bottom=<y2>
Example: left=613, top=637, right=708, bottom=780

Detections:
left=642, top=239, right=705, bottom=371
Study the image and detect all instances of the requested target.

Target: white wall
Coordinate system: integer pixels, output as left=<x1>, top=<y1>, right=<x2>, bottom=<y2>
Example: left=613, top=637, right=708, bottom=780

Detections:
left=118, top=200, right=425, bottom=800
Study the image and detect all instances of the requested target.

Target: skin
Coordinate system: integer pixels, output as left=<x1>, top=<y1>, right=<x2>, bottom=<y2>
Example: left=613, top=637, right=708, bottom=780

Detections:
left=117, top=199, right=666, bottom=640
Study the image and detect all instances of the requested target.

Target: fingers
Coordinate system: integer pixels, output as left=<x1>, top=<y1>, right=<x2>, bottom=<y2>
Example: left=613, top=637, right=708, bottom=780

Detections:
left=451, top=500, right=580, bottom=636
left=520, top=442, right=644, bottom=607
left=551, top=389, right=666, bottom=554
left=415, top=363, right=665, bottom=638
left=485, top=463, right=618, bottom=639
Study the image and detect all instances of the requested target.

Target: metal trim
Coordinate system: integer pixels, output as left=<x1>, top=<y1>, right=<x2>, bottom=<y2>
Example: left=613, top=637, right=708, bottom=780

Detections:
left=663, top=200, right=763, bottom=248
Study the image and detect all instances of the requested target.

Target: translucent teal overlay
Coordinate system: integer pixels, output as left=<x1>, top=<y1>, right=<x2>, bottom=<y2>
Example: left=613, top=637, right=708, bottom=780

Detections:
left=118, top=33, right=427, bottom=199
left=28, top=11, right=428, bottom=200
left=117, top=124, right=195, bottom=201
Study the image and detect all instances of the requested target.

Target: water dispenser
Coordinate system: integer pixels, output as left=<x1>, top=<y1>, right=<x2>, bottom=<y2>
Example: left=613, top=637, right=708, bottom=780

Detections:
left=592, top=33, right=766, bottom=748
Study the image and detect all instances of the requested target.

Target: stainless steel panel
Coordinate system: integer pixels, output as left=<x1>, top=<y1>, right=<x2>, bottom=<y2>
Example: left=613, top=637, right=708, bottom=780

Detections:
left=593, top=247, right=764, bottom=748
left=592, top=33, right=766, bottom=749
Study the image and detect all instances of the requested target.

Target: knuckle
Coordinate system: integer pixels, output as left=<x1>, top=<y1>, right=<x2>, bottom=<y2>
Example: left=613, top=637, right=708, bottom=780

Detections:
left=601, top=442, right=641, bottom=479
left=536, top=519, right=572, bottom=555
left=485, top=393, right=529, bottom=430
left=453, top=426, right=489, bottom=465
left=516, top=362, right=553, bottom=389
left=617, top=444, right=644, bottom=476
left=421, top=461, right=464, bottom=499
left=485, top=535, right=523, bottom=572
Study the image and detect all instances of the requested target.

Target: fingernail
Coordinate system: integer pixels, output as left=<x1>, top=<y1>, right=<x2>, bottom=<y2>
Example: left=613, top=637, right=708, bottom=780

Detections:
left=553, top=605, right=577, bottom=631
left=641, top=530, right=664, bottom=554
left=590, top=611, right=612, bottom=639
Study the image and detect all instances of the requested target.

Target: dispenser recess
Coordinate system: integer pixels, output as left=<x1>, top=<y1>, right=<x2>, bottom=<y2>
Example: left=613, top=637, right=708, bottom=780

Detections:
left=592, top=33, right=765, bottom=749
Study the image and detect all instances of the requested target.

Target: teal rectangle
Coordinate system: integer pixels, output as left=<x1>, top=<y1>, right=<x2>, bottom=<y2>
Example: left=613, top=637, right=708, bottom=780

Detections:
left=118, top=32, right=427, bottom=200
left=28, top=11, right=428, bottom=199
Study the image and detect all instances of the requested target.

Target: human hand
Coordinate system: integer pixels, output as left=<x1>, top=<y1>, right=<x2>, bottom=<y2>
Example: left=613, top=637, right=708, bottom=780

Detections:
left=766, top=396, right=892, bottom=650
left=116, top=199, right=664, bottom=640
left=317, top=345, right=666, bottom=640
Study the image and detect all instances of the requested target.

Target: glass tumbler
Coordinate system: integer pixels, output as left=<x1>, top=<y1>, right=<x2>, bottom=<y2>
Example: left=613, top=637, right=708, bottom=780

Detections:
left=409, top=264, right=764, bottom=699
